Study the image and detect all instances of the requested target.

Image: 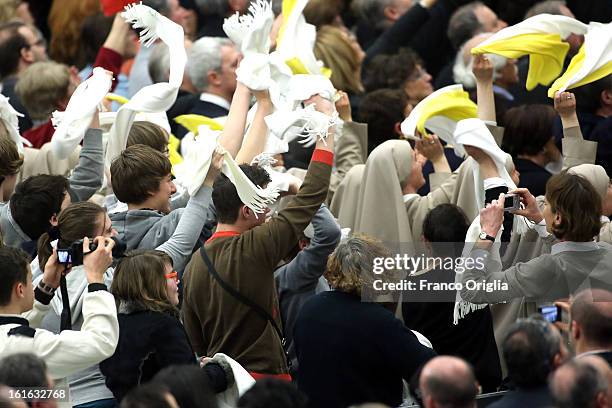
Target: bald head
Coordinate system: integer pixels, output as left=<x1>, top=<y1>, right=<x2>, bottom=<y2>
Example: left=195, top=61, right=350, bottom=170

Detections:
left=551, top=358, right=609, bottom=408
left=419, top=356, right=478, bottom=408
left=571, top=289, right=612, bottom=352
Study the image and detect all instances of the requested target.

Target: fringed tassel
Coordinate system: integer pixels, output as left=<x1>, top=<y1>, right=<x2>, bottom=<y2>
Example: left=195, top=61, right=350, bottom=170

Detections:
left=122, top=2, right=161, bottom=47
left=223, top=151, right=279, bottom=216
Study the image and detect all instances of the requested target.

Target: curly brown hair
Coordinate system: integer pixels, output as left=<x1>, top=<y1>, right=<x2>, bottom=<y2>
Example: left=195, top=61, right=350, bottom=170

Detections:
left=324, top=234, right=390, bottom=296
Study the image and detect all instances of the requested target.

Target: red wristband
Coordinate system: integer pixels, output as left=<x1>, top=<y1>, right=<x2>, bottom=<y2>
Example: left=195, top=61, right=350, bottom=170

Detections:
left=311, top=149, right=334, bottom=166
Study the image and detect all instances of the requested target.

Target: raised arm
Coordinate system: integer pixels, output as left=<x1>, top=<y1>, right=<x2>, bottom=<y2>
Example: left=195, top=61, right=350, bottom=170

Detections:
left=93, top=14, right=131, bottom=91
left=327, top=92, right=368, bottom=203
left=365, top=0, right=437, bottom=65
left=416, top=134, right=451, bottom=173
left=157, top=148, right=224, bottom=271
left=68, top=112, right=104, bottom=202
left=276, top=205, right=341, bottom=292
left=235, top=90, right=274, bottom=164
left=244, top=95, right=335, bottom=269
left=555, top=91, right=597, bottom=168
left=33, top=238, right=119, bottom=379
left=473, top=54, right=496, bottom=124
left=460, top=197, right=554, bottom=303
left=219, top=83, right=251, bottom=158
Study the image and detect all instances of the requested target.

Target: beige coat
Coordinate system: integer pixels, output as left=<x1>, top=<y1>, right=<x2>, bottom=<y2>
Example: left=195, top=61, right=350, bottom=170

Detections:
left=18, top=143, right=81, bottom=182
left=327, top=121, right=368, bottom=205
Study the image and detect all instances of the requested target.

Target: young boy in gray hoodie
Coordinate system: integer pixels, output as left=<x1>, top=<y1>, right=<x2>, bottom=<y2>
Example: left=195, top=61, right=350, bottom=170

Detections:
left=109, top=144, right=219, bottom=272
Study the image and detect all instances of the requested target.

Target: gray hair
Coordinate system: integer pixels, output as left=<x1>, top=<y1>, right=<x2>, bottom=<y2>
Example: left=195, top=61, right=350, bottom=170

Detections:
left=452, top=35, right=507, bottom=89
left=351, top=0, right=395, bottom=31
left=324, top=234, right=390, bottom=296
left=187, top=37, right=233, bottom=93
left=148, top=43, right=171, bottom=84
left=447, top=1, right=485, bottom=50
left=525, top=0, right=568, bottom=18
left=551, top=360, right=608, bottom=408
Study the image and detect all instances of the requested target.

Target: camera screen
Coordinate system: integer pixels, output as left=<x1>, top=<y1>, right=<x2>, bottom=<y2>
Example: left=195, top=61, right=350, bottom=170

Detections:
left=539, top=305, right=558, bottom=323
left=57, top=250, right=72, bottom=264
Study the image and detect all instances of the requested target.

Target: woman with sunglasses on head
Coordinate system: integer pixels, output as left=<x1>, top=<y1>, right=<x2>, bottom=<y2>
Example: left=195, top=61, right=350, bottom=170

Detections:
left=100, top=250, right=234, bottom=404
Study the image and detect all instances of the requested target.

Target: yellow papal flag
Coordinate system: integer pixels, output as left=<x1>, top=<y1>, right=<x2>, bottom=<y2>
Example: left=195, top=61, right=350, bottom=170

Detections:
left=549, top=22, right=612, bottom=97
left=401, top=84, right=477, bottom=154
left=472, top=14, right=587, bottom=90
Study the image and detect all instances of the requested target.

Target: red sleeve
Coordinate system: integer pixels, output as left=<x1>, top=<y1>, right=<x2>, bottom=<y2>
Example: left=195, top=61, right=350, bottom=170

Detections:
left=93, top=47, right=123, bottom=92
left=100, top=0, right=132, bottom=16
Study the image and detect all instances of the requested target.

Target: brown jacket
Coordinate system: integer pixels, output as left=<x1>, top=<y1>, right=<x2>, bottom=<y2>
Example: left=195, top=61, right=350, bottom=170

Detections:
left=181, top=151, right=333, bottom=375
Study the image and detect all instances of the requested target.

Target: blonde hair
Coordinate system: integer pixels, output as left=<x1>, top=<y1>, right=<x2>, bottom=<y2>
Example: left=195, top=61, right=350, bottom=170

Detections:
left=314, top=25, right=364, bottom=94
left=15, top=61, right=70, bottom=121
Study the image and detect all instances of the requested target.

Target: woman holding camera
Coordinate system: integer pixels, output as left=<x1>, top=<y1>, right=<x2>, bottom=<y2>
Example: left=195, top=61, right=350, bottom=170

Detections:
left=35, top=201, right=118, bottom=408
left=99, top=250, right=234, bottom=403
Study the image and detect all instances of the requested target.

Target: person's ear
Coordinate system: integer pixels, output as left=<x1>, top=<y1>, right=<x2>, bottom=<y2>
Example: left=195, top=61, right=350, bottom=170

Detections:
left=240, top=205, right=251, bottom=220
left=554, top=212, right=562, bottom=228
left=571, top=320, right=580, bottom=342
left=394, top=122, right=403, bottom=137
left=49, top=214, right=59, bottom=227
left=552, top=352, right=564, bottom=369
left=596, top=391, right=608, bottom=408
left=15, top=281, right=25, bottom=300
left=383, top=5, right=400, bottom=22
left=20, top=46, right=33, bottom=64
left=208, top=70, right=221, bottom=87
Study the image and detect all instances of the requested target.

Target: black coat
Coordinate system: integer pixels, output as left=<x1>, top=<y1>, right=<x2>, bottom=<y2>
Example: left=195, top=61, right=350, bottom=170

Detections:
left=488, top=386, right=553, bottom=408
left=515, top=158, right=553, bottom=198
left=100, top=310, right=196, bottom=402
left=174, top=99, right=230, bottom=140
left=294, top=291, right=436, bottom=408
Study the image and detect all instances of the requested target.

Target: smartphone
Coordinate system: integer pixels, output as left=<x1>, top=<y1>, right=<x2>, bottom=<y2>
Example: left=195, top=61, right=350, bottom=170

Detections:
left=538, top=305, right=562, bottom=323
left=56, top=249, right=73, bottom=265
left=504, top=193, right=520, bottom=212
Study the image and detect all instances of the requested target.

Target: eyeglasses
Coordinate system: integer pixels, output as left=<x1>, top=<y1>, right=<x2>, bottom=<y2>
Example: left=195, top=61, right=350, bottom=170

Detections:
left=165, top=271, right=179, bottom=282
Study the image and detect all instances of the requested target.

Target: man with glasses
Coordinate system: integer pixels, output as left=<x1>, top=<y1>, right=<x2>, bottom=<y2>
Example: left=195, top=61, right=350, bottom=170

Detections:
left=0, top=21, right=47, bottom=133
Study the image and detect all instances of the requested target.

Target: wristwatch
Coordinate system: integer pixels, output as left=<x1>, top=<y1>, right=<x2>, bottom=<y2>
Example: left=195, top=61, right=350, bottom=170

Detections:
left=38, top=280, right=57, bottom=296
left=479, top=231, right=496, bottom=242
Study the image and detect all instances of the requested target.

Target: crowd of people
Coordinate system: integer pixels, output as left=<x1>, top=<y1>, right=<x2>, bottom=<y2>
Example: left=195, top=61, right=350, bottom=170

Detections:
left=0, top=0, right=611, bottom=407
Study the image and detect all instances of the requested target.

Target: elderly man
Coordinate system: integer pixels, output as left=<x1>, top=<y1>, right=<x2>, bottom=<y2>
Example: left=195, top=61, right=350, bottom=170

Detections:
left=551, top=357, right=610, bottom=408
left=488, top=318, right=568, bottom=408
left=570, top=289, right=612, bottom=365
left=175, top=37, right=240, bottom=142
left=419, top=356, right=479, bottom=408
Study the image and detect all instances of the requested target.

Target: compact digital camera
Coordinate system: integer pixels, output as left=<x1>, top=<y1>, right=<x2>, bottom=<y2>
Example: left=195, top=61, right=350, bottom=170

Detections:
left=56, top=236, right=126, bottom=266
